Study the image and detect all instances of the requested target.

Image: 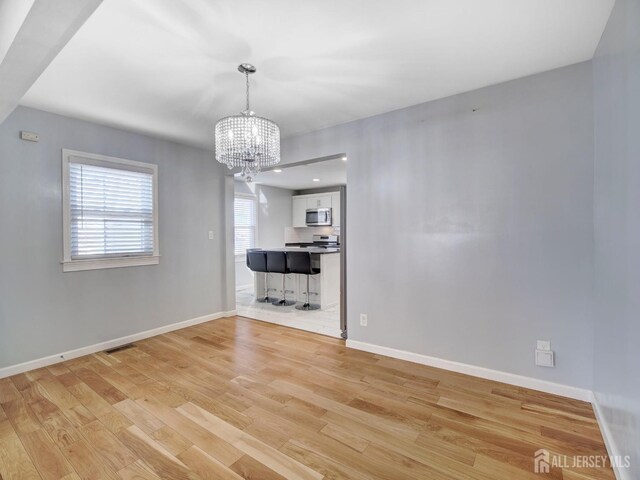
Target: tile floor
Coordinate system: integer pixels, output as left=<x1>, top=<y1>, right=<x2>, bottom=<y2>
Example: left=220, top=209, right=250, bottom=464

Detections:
left=236, top=285, right=342, bottom=338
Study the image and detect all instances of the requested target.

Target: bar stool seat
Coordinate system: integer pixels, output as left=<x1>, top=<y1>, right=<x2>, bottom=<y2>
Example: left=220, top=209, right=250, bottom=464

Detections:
left=266, top=251, right=296, bottom=306
left=286, top=251, right=321, bottom=311
left=246, top=250, right=274, bottom=303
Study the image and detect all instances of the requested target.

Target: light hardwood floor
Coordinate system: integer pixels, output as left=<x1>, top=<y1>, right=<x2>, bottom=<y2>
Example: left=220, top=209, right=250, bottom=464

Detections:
left=0, top=316, right=614, bottom=480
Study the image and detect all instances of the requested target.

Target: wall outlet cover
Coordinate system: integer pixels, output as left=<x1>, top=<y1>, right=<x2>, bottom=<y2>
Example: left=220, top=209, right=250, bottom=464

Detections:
left=535, top=349, right=555, bottom=367
left=359, top=314, right=368, bottom=327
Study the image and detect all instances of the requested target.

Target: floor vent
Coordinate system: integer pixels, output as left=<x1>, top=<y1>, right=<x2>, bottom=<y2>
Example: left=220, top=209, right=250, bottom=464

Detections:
left=104, top=343, right=136, bottom=354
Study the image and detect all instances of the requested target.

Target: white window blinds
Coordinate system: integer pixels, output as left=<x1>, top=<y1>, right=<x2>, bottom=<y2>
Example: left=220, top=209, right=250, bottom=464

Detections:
left=69, top=160, right=155, bottom=259
left=234, top=195, right=256, bottom=256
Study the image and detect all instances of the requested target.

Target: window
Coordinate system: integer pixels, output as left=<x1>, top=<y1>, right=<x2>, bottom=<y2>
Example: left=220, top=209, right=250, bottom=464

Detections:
left=234, top=194, right=257, bottom=257
left=62, top=149, right=159, bottom=272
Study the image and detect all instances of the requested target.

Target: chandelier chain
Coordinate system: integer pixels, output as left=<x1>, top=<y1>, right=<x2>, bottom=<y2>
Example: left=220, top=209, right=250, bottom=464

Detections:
left=245, top=72, right=250, bottom=112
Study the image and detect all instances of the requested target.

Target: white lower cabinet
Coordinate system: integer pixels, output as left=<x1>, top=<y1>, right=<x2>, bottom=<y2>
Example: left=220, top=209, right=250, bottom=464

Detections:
left=255, top=253, right=340, bottom=309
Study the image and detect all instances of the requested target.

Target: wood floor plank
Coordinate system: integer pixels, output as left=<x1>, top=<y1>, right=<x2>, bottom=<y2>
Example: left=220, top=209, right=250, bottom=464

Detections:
left=177, top=402, right=323, bottom=480
left=61, top=405, right=97, bottom=429
left=0, top=316, right=614, bottom=480
left=72, top=368, right=128, bottom=405
left=117, top=460, right=161, bottom=480
left=134, top=397, right=243, bottom=467
left=319, top=423, right=369, bottom=453
left=114, top=399, right=164, bottom=435
left=149, top=426, right=193, bottom=457
left=177, top=446, right=245, bottom=480
left=0, top=379, right=22, bottom=404
left=2, top=398, right=41, bottom=434
left=280, top=439, right=371, bottom=480
left=115, top=426, right=197, bottom=480
left=229, top=455, right=287, bottom=480
left=77, top=421, right=138, bottom=472
left=62, top=438, right=121, bottom=480
left=40, top=409, right=81, bottom=448
left=0, top=419, right=41, bottom=480
left=18, top=428, right=76, bottom=480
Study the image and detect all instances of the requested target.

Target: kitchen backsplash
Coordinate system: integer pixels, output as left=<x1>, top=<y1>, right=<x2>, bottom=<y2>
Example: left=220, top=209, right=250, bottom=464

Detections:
left=285, top=226, right=340, bottom=244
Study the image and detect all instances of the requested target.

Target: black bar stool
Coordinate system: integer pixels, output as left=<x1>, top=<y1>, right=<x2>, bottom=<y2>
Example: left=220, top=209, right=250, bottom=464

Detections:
left=266, top=251, right=295, bottom=306
left=246, top=250, right=273, bottom=303
left=286, top=251, right=321, bottom=311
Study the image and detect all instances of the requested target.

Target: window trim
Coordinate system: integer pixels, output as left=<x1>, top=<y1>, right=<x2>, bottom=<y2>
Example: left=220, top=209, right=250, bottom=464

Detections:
left=234, top=192, right=258, bottom=262
left=61, top=149, right=159, bottom=272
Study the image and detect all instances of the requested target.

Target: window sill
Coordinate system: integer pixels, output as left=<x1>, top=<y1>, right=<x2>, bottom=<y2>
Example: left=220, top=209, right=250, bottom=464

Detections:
left=62, top=255, right=160, bottom=272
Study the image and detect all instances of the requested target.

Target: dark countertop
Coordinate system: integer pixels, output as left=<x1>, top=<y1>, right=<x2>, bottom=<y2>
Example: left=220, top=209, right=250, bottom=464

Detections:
left=253, top=247, right=340, bottom=254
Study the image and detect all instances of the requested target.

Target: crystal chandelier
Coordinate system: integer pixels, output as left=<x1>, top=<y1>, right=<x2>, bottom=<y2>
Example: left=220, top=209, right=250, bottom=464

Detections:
left=214, top=63, right=280, bottom=182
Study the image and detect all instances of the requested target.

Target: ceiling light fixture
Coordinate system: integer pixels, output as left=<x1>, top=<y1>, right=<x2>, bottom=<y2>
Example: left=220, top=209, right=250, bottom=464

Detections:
left=214, top=64, right=280, bottom=182
left=273, top=169, right=282, bottom=173
left=341, top=156, right=347, bottom=161
left=312, top=178, right=320, bottom=182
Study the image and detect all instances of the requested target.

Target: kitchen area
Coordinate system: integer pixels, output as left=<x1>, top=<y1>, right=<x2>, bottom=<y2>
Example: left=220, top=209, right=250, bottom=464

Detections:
left=234, top=157, right=346, bottom=338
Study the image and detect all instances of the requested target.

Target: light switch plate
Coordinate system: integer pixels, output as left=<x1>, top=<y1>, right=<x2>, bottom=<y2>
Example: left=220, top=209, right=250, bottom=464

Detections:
left=537, top=340, right=551, bottom=351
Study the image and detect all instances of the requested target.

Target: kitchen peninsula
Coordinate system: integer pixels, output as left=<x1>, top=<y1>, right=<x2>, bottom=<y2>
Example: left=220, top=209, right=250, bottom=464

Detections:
left=252, top=248, right=340, bottom=309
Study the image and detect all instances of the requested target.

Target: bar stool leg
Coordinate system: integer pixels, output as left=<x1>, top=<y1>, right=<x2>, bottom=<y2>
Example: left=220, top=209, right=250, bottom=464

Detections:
left=256, top=272, right=271, bottom=303
left=296, top=274, right=320, bottom=311
left=272, top=274, right=295, bottom=306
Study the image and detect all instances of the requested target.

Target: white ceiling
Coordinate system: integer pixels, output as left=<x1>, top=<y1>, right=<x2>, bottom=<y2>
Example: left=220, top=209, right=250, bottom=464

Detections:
left=20, top=0, right=613, bottom=150
left=0, top=0, right=34, bottom=66
left=236, top=157, right=347, bottom=191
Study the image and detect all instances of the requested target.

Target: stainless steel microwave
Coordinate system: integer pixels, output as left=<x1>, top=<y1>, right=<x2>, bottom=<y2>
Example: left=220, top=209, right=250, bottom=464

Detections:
left=306, top=208, right=332, bottom=226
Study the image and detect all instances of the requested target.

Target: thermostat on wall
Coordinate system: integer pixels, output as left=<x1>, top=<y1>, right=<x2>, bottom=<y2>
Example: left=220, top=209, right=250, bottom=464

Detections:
left=20, top=131, right=39, bottom=142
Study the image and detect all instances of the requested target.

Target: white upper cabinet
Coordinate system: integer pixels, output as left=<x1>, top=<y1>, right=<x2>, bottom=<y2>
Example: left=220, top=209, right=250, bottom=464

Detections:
left=331, top=191, right=341, bottom=227
left=292, top=191, right=341, bottom=227
left=307, top=195, right=332, bottom=209
left=292, top=197, right=307, bottom=227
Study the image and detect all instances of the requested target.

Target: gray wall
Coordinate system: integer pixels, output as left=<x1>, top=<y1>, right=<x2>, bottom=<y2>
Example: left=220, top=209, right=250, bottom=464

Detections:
left=255, top=184, right=293, bottom=249
left=0, top=106, right=231, bottom=368
left=234, top=181, right=293, bottom=288
left=593, top=0, right=640, bottom=475
left=281, top=62, right=595, bottom=388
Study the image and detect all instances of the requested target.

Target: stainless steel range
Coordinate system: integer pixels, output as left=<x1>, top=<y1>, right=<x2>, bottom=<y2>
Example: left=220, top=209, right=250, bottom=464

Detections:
left=286, top=234, right=340, bottom=249
left=311, top=234, right=339, bottom=249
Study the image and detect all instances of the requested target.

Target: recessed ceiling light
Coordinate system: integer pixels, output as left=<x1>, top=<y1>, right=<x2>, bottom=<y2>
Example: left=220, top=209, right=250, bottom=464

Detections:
left=273, top=169, right=282, bottom=173
left=312, top=178, right=320, bottom=182
left=341, top=156, right=347, bottom=161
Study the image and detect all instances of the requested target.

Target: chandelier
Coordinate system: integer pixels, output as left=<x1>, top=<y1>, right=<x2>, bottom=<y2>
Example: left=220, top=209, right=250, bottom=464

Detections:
left=214, top=63, right=280, bottom=182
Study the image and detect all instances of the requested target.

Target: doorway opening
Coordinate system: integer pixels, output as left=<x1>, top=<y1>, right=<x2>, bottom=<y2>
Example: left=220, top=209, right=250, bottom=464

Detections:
left=233, top=154, right=347, bottom=338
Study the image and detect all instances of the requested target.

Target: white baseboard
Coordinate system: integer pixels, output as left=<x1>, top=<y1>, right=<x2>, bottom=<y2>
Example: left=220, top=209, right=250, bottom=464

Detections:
left=0, top=309, right=237, bottom=379
left=346, top=339, right=592, bottom=402
left=591, top=392, right=629, bottom=480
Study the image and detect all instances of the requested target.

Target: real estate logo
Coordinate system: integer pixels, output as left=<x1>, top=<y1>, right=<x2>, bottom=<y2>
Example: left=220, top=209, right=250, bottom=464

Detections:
left=534, top=449, right=550, bottom=474
left=534, top=448, right=631, bottom=474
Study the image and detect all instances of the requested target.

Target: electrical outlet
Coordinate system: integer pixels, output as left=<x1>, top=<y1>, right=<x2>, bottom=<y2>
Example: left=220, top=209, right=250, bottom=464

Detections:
left=537, top=340, right=551, bottom=351
left=535, top=340, right=554, bottom=367
left=208, top=231, right=214, bottom=240
left=535, top=350, right=555, bottom=367
left=359, top=314, right=368, bottom=327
